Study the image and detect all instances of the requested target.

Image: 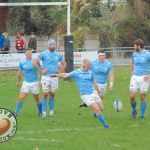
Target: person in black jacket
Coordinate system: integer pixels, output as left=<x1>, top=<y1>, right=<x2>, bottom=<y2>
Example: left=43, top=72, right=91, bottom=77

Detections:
left=28, top=32, right=37, bottom=53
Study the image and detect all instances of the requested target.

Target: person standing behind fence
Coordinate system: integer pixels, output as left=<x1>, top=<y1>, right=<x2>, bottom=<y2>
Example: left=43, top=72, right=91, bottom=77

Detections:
left=16, top=32, right=25, bottom=53
left=2, top=32, right=10, bottom=54
left=0, top=33, right=4, bottom=53
left=28, top=32, right=37, bottom=53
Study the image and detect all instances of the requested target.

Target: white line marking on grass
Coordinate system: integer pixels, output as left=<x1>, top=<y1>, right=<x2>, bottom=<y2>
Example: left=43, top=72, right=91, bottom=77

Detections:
left=18, top=126, right=102, bottom=135
left=15, top=137, right=63, bottom=143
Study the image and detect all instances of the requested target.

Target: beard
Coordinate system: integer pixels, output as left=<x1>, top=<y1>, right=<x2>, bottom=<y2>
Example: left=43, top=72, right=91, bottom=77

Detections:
left=135, top=48, right=140, bottom=52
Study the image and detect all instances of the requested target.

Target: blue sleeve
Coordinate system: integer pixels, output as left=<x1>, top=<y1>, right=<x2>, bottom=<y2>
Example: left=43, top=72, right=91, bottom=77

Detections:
left=147, top=51, right=150, bottom=62
left=38, top=52, right=44, bottom=60
left=19, top=62, right=23, bottom=72
left=59, top=53, right=64, bottom=62
left=68, top=70, right=77, bottom=78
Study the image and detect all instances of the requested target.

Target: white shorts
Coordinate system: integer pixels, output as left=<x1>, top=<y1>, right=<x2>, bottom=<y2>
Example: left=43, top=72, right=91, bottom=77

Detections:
left=41, top=76, right=58, bottom=93
left=129, top=75, right=150, bottom=93
left=81, top=93, right=101, bottom=106
left=97, top=83, right=107, bottom=97
left=21, top=81, right=39, bottom=94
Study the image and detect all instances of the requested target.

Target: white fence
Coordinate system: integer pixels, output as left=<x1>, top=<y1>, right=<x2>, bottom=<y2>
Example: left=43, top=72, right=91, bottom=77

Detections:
left=0, top=47, right=150, bottom=70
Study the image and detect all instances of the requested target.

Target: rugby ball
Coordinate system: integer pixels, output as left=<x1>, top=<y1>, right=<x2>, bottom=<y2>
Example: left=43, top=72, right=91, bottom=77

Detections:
left=113, top=99, right=123, bottom=112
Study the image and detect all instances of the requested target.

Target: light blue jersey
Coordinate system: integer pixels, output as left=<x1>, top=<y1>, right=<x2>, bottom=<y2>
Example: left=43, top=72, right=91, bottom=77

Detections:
left=38, top=49, right=64, bottom=76
left=91, top=59, right=113, bottom=84
left=68, top=69, right=95, bottom=96
left=131, top=49, right=150, bottom=76
left=19, top=59, right=38, bottom=83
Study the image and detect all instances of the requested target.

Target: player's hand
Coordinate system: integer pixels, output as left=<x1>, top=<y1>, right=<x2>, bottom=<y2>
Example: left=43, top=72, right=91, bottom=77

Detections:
left=16, top=81, right=20, bottom=87
left=41, top=69, right=48, bottom=74
left=56, top=70, right=62, bottom=74
left=144, top=75, right=150, bottom=80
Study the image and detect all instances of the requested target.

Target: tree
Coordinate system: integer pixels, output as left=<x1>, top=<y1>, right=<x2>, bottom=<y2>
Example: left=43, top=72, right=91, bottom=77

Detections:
left=0, top=0, right=9, bottom=34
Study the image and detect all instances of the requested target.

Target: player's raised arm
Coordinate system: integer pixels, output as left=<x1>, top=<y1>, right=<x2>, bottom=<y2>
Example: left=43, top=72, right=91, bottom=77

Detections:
left=52, top=73, right=70, bottom=78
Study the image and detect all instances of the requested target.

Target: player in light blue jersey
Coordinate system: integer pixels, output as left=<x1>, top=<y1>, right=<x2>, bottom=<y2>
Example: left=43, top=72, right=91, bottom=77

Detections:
left=33, top=39, right=66, bottom=117
left=92, top=50, right=114, bottom=99
left=52, top=59, right=109, bottom=128
left=130, top=39, right=150, bottom=119
left=80, top=50, right=114, bottom=108
left=14, top=48, right=42, bottom=116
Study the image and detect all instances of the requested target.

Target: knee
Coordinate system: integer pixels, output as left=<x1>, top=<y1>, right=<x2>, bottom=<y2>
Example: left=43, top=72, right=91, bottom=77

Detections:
left=50, top=92, right=55, bottom=97
left=43, top=93, right=49, bottom=99
left=140, top=94, right=146, bottom=101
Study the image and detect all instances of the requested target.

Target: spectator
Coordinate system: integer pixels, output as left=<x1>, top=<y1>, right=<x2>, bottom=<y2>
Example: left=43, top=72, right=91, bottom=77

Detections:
left=16, top=32, right=25, bottom=53
left=0, top=33, right=4, bottom=54
left=2, top=32, right=10, bottom=54
left=22, top=33, right=27, bottom=49
left=28, top=32, right=37, bottom=53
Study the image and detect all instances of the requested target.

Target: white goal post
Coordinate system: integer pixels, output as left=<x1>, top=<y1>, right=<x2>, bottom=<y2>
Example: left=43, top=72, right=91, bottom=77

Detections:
left=0, top=0, right=71, bottom=35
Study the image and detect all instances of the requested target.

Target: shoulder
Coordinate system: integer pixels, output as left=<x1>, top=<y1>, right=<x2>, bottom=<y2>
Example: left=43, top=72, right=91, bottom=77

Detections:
left=55, top=50, right=63, bottom=56
left=91, top=59, right=98, bottom=66
left=19, top=60, right=26, bottom=66
left=39, top=49, right=48, bottom=55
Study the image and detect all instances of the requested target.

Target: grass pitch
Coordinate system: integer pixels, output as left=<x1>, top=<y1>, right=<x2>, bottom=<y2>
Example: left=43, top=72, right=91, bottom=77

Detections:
left=0, top=67, right=150, bottom=150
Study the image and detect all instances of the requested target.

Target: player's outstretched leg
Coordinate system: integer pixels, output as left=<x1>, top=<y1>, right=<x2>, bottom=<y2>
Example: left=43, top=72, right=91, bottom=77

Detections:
left=140, top=94, right=147, bottom=119
left=33, top=94, right=42, bottom=116
left=90, top=102, right=109, bottom=128
left=130, top=92, right=137, bottom=118
left=15, top=93, right=28, bottom=116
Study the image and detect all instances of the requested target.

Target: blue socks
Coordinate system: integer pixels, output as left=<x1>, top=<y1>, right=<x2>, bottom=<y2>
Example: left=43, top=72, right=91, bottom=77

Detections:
left=15, top=101, right=23, bottom=115
left=49, top=97, right=55, bottom=111
left=141, top=100, right=147, bottom=118
left=93, top=113, right=109, bottom=128
left=131, top=101, right=136, bottom=112
left=37, top=103, right=42, bottom=115
left=42, top=97, right=47, bottom=113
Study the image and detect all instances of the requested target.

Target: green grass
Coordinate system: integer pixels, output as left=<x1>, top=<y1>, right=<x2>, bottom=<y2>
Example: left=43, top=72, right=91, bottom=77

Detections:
left=0, top=67, right=150, bottom=150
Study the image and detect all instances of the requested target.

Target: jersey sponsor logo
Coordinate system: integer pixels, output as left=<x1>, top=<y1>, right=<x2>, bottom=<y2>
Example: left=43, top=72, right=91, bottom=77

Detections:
left=0, top=108, right=17, bottom=143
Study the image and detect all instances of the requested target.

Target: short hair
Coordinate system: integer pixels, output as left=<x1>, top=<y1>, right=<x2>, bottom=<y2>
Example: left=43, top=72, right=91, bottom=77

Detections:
left=134, top=39, right=144, bottom=49
left=25, top=48, right=33, bottom=52
left=82, top=59, right=91, bottom=66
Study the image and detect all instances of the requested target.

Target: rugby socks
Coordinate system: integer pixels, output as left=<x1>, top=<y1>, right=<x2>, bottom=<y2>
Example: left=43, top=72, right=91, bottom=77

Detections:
left=96, top=114, right=109, bottom=128
left=37, top=103, right=42, bottom=115
left=15, top=101, right=23, bottom=115
left=131, top=101, right=136, bottom=112
left=140, top=100, right=147, bottom=118
left=49, top=97, right=55, bottom=112
left=42, top=97, right=47, bottom=113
